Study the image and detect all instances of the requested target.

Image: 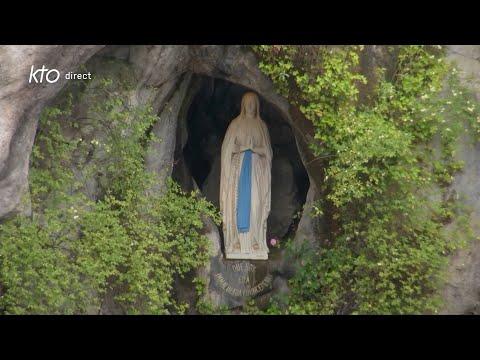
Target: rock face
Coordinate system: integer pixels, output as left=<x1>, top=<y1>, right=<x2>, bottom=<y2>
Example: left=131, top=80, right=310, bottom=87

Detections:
left=0, top=45, right=315, bottom=311
left=2, top=45, right=480, bottom=313
left=145, top=73, right=193, bottom=195
left=440, top=46, right=480, bottom=314
left=183, top=75, right=308, bottom=240
left=0, top=45, right=303, bottom=218
left=168, top=74, right=310, bottom=310
left=268, top=156, right=302, bottom=238
left=0, top=45, right=104, bottom=219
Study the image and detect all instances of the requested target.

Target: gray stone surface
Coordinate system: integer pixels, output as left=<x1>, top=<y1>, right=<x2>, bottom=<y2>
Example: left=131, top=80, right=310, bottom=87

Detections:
left=145, top=73, right=192, bottom=194
left=440, top=135, right=480, bottom=314
left=293, top=182, right=321, bottom=248
left=268, top=156, right=301, bottom=239
left=0, top=45, right=313, bottom=218
left=440, top=46, right=480, bottom=314
left=6, top=45, right=480, bottom=313
left=0, top=45, right=364, bottom=311
left=0, top=45, right=104, bottom=219
left=197, top=206, right=287, bottom=310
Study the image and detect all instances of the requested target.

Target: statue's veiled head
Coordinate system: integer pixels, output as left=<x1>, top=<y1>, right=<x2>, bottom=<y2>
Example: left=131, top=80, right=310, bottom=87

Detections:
left=240, top=92, right=260, bottom=119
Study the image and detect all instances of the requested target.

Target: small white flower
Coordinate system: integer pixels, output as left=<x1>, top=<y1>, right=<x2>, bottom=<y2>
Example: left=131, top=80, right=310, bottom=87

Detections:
left=73, top=215, right=79, bottom=220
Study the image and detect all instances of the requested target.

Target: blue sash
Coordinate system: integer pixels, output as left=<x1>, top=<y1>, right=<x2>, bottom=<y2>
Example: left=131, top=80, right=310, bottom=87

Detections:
left=236, top=149, right=252, bottom=233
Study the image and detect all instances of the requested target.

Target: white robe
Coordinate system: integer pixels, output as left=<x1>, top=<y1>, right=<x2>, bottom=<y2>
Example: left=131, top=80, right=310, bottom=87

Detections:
left=220, top=95, right=272, bottom=260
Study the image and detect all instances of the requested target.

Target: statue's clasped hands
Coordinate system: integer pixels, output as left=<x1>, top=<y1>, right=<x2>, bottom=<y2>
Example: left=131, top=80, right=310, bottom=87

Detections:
left=235, top=139, right=265, bottom=157
left=250, top=145, right=266, bottom=157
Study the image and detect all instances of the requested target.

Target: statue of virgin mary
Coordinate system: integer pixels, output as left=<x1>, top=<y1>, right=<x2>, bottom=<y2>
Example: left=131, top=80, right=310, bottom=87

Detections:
left=220, top=92, right=272, bottom=260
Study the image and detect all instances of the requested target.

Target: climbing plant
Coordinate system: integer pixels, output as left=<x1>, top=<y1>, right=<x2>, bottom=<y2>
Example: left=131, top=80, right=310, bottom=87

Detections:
left=1, top=48, right=478, bottom=315
left=0, top=65, right=220, bottom=315
left=253, top=45, right=479, bottom=314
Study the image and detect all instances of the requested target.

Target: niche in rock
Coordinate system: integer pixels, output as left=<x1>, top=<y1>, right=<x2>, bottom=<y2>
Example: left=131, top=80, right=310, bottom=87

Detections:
left=176, top=75, right=309, bottom=242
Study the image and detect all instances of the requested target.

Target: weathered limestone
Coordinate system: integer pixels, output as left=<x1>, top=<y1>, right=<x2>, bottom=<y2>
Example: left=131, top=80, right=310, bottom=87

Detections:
left=0, top=45, right=104, bottom=219
left=5, top=45, right=480, bottom=313
left=440, top=46, right=480, bottom=314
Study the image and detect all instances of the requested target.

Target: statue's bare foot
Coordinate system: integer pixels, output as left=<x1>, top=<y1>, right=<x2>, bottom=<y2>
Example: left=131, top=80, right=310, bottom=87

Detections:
left=234, top=243, right=241, bottom=251
left=252, top=244, right=260, bottom=251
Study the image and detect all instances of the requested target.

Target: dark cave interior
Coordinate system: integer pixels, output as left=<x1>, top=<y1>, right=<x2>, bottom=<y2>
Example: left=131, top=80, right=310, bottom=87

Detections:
left=178, top=75, right=309, bottom=240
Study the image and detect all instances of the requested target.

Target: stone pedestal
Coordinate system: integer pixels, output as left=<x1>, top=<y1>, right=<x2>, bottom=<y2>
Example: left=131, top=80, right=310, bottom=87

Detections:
left=209, top=256, right=273, bottom=308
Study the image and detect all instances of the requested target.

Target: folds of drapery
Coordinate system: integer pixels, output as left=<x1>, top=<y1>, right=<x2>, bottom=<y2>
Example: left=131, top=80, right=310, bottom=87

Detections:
left=236, top=149, right=253, bottom=233
left=220, top=95, right=272, bottom=260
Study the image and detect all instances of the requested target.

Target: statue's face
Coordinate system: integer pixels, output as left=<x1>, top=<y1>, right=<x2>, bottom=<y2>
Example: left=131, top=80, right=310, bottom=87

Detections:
left=244, top=97, right=257, bottom=117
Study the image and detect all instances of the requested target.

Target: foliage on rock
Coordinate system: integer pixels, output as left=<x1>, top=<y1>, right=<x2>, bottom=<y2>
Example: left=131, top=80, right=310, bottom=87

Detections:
left=253, top=45, right=479, bottom=314
left=0, top=66, right=219, bottom=314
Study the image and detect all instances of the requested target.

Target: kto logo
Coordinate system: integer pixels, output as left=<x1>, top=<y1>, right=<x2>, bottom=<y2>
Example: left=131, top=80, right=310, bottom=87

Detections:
left=29, top=65, right=60, bottom=84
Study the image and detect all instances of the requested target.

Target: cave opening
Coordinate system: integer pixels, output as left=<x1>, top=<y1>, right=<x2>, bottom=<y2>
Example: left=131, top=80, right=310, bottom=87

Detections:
left=174, top=75, right=310, bottom=242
